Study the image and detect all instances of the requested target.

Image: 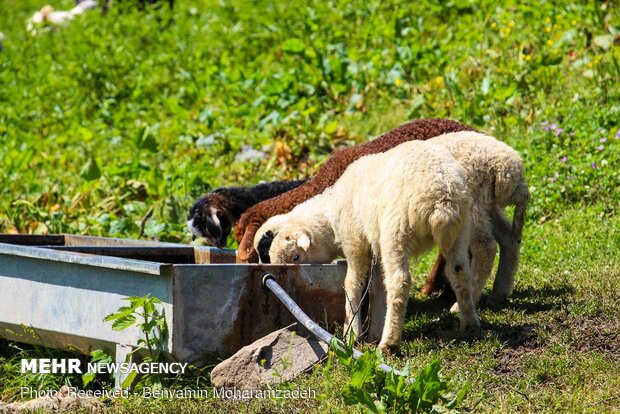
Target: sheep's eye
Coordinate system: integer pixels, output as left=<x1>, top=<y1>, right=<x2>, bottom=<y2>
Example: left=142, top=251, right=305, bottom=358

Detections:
left=285, top=236, right=290, bottom=241
left=292, top=254, right=300, bottom=262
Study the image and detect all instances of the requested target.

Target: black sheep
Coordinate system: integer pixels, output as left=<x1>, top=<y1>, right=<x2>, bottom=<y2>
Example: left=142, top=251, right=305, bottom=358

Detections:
left=187, top=180, right=306, bottom=248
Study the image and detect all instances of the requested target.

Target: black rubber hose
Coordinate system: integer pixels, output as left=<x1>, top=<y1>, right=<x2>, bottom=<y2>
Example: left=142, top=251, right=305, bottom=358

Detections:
left=261, top=273, right=406, bottom=377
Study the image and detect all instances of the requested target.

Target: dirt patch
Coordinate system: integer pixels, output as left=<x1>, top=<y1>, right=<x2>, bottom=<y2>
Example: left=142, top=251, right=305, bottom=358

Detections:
left=493, top=324, right=543, bottom=377
left=492, top=314, right=620, bottom=379
left=497, top=323, right=541, bottom=349
left=568, top=315, right=620, bottom=356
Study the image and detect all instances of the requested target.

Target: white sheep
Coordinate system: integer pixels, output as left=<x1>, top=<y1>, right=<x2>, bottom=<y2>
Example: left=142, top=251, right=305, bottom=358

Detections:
left=258, top=131, right=529, bottom=311
left=27, top=1, right=97, bottom=35
left=426, top=131, right=529, bottom=309
left=238, top=118, right=478, bottom=263
left=260, top=140, right=480, bottom=353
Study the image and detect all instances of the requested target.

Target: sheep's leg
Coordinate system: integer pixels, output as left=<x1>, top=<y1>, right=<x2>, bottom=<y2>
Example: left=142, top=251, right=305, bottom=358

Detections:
left=448, top=206, right=496, bottom=312
left=342, top=246, right=371, bottom=342
left=420, top=254, right=448, bottom=296
left=511, top=182, right=530, bottom=245
left=378, top=240, right=412, bottom=352
left=443, top=227, right=480, bottom=330
left=487, top=206, right=517, bottom=306
left=467, top=208, right=497, bottom=307
left=488, top=183, right=529, bottom=306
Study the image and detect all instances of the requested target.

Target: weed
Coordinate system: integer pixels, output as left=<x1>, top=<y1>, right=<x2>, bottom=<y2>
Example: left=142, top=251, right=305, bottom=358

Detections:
left=321, top=335, right=467, bottom=413
left=103, top=295, right=169, bottom=390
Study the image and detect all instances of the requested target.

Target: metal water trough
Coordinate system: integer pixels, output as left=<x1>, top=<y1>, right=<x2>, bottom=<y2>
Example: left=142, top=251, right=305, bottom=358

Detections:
left=0, top=234, right=346, bottom=365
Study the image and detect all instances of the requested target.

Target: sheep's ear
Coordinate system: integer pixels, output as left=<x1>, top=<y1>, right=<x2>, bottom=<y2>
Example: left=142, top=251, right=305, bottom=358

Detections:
left=296, top=232, right=311, bottom=251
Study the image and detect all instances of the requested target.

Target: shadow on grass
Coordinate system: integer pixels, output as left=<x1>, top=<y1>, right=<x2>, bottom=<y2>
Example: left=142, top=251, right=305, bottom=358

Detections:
left=401, top=315, right=542, bottom=350
left=414, top=282, right=575, bottom=313
left=401, top=283, right=575, bottom=345
left=502, top=283, right=574, bottom=314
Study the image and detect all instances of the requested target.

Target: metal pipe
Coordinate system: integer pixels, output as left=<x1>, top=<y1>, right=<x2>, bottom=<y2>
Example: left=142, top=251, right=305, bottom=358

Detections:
left=261, top=273, right=407, bottom=377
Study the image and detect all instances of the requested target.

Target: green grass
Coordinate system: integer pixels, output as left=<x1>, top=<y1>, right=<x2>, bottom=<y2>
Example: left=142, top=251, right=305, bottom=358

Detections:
left=1, top=0, right=619, bottom=412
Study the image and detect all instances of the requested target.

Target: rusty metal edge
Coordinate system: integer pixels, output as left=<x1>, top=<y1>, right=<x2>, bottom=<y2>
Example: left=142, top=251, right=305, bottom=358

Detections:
left=63, top=234, right=183, bottom=247
left=0, top=234, right=187, bottom=248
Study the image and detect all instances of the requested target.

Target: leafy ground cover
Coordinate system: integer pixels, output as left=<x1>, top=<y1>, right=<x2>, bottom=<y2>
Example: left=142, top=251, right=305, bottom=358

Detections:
left=0, top=0, right=619, bottom=412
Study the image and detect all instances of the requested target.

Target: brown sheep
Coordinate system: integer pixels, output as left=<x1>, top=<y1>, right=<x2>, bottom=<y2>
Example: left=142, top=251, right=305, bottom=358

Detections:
left=234, top=118, right=477, bottom=263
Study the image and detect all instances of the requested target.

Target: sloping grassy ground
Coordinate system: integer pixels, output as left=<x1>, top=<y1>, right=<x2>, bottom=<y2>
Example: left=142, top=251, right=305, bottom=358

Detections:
left=0, top=0, right=619, bottom=412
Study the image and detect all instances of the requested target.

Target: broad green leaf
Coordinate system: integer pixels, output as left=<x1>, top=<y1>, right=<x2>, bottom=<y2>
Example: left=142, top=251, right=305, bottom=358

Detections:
left=122, top=371, right=138, bottom=389
left=80, top=155, right=101, bottom=181
left=325, top=121, right=338, bottom=134
left=350, top=351, right=376, bottom=388
left=342, top=386, right=380, bottom=413
left=82, top=372, right=96, bottom=387
left=103, top=306, right=134, bottom=322
left=110, top=314, right=137, bottom=331
left=124, top=296, right=146, bottom=308
left=445, top=382, right=469, bottom=409
left=156, top=316, right=169, bottom=335
left=412, top=360, right=446, bottom=403
left=281, top=38, right=305, bottom=54
left=143, top=299, right=155, bottom=316
left=135, top=126, right=158, bottom=152
left=329, top=337, right=352, bottom=367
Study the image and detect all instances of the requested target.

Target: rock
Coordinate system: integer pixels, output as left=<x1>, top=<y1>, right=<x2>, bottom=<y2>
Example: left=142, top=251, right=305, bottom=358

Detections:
left=210, top=322, right=327, bottom=390
left=1, top=385, right=102, bottom=413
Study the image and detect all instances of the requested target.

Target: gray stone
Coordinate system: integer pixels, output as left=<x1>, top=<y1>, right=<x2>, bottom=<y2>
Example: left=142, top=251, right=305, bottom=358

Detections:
left=210, top=323, right=327, bottom=390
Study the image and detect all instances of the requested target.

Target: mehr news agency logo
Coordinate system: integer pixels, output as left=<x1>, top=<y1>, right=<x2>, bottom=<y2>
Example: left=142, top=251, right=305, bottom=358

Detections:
left=21, top=358, right=188, bottom=375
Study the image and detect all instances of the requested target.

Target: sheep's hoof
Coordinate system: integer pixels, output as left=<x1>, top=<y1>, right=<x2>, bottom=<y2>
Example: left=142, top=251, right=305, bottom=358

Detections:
left=460, top=315, right=481, bottom=332
left=465, top=323, right=481, bottom=332
left=437, top=286, right=457, bottom=303
left=420, top=280, right=446, bottom=296
left=344, top=329, right=361, bottom=346
left=378, top=342, right=399, bottom=356
left=421, top=284, right=456, bottom=303
left=486, top=293, right=508, bottom=309
left=420, top=283, right=435, bottom=296
left=449, top=302, right=460, bottom=314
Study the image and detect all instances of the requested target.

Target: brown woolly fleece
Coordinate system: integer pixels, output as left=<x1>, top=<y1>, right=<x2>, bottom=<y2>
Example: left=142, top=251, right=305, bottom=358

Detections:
left=234, top=118, right=477, bottom=271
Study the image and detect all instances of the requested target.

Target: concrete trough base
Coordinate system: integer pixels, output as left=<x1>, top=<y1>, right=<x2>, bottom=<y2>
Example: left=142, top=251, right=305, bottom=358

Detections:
left=0, top=235, right=346, bottom=373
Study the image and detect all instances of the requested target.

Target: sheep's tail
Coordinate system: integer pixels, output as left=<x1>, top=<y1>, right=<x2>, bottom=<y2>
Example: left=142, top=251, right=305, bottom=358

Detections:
left=428, top=196, right=471, bottom=252
left=511, top=181, right=530, bottom=244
